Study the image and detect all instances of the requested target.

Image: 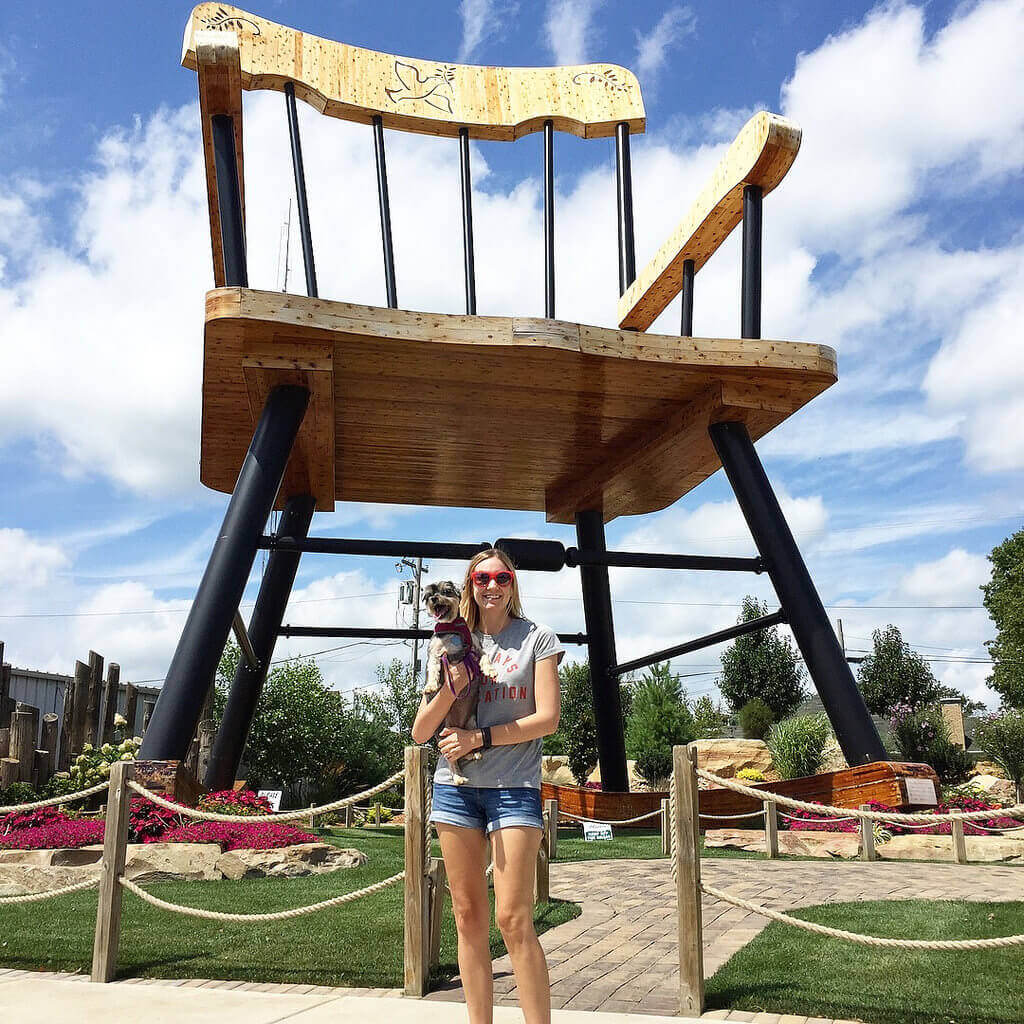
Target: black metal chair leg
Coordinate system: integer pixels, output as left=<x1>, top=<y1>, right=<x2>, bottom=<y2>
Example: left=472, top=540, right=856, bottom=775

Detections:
left=709, top=419, right=887, bottom=765
left=140, top=385, right=310, bottom=760
left=204, top=493, right=316, bottom=791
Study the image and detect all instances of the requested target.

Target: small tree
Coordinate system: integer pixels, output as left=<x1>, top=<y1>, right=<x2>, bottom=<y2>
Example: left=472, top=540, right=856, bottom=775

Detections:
left=981, top=529, right=1024, bottom=709
left=857, top=625, right=951, bottom=716
left=625, top=662, right=694, bottom=785
left=353, top=658, right=420, bottom=770
left=718, top=596, right=807, bottom=718
left=556, top=661, right=632, bottom=786
left=737, top=698, right=775, bottom=740
left=972, top=709, right=1024, bottom=803
left=691, top=695, right=731, bottom=739
left=890, top=704, right=973, bottom=786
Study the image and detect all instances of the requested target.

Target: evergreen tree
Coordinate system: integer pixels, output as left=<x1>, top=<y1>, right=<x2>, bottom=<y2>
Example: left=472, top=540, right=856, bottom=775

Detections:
left=625, top=662, right=694, bottom=784
left=856, top=625, right=949, bottom=716
left=717, top=596, right=807, bottom=717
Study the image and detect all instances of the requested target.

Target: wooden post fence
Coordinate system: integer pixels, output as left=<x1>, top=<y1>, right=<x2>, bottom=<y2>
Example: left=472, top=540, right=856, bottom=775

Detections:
left=673, top=744, right=704, bottom=1016
left=661, top=797, right=670, bottom=856
left=41, top=714, right=59, bottom=779
left=544, top=797, right=558, bottom=861
left=71, top=660, right=91, bottom=756
left=124, top=683, right=139, bottom=740
left=343, top=804, right=352, bottom=827
left=10, top=705, right=38, bottom=784
left=0, top=727, right=7, bottom=759
left=86, top=650, right=104, bottom=748
left=859, top=804, right=877, bottom=862
left=952, top=819, right=967, bottom=864
left=91, top=760, right=134, bottom=982
left=0, top=758, right=18, bottom=789
left=535, top=807, right=550, bottom=903
left=404, top=745, right=430, bottom=996
left=100, top=663, right=120, bottom=744
left=764, top=798, right=779, bottom=859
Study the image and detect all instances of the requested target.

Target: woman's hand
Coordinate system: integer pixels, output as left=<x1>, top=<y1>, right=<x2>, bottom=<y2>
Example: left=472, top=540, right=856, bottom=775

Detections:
left=438, top=726, right=481, bottom=761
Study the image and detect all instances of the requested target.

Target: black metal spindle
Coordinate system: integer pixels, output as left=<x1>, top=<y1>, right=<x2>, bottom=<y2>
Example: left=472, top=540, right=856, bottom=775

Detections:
left=372, top=115, right=398, bottom=308
left=459, top=127, right=477, bottom=315
left=211, top=113, right=248, bottom=287
left=283, top=83, right=318, bottom=298
left=680, top=257, right=695, bottom=336
left=742, top=184, right=762, bottom=339
left=543, top=119, right=555, bottom=318
left=615, top=122, right=636, bottom=295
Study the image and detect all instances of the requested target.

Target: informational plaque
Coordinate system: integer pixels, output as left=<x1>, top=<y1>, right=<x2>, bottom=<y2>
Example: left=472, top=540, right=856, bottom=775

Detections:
left=582, top=821, right=613, bottom=841
left=902, top=778, right=937, bottom=805
left=258, top=789, right=283, bottom=811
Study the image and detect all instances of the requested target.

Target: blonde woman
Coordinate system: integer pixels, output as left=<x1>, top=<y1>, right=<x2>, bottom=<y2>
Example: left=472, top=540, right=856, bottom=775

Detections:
left=411, top=548, right=563, bottom=1024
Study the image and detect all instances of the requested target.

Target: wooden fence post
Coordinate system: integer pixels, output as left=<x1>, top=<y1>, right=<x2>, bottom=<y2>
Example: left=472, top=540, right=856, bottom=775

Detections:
left=91, top=760, right=134, bottom=982
left=124, top=684, right=139, bottom=740
left=71, top=660, right=91, bottom=756
left=0, top=648, right=11, bottom=728
left=764, top=799, right=779, bottom=859
left=10, top=705, right=39, bottom=784
left=1, top=758, right=18, bottom=789
left=0, top=728, right=8, bottom=759
left=343, top=804, right=352, bottom=828
left=951, top=819, right=967, bottom=864
left=58, top=676, right=75, bottom=772
left=544, top=798, right=558, bottom=861
left=536, top=808, right=550, bottom=903
left=41, top=714, right=59, bottom=779
left=86, top=651, right=104, bottom=748
left=673, top=744, right=704, bottom=1016
left=404, top=745, right=430, bottom=997
left=661, top=798, right=670, bottom=856
left=100, top=663, right=120, bottom=745
left=427, top=856, right=447, bottom=971
left=859, top=805, right=877, bottom=862
left=142, top=699, right=156, bottom=735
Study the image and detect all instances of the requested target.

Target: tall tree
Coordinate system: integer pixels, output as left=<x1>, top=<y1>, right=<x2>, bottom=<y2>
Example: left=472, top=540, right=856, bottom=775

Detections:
left=981, top=528, right=1024, bottom=709
left=857, top=624, right=949, bottom=716
left=717, top=596, right=807, bottom=718
left=625, top=661, right=694, bottom=784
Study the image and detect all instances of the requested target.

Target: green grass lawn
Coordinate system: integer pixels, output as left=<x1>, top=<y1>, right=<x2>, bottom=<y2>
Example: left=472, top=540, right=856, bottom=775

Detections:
left=705, top=899, right=1024, bottom=1024
left=0, top=828, right=578, bottom=988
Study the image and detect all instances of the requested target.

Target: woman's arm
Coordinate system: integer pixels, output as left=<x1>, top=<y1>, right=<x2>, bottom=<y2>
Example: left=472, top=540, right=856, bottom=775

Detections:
left=410, top=661, right=465, bottom=744
left=436, top=654, right=560, bottom=760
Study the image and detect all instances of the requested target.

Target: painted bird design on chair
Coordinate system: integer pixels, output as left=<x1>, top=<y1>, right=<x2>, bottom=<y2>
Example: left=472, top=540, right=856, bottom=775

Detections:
left=385, top=61, right=456, bottom=114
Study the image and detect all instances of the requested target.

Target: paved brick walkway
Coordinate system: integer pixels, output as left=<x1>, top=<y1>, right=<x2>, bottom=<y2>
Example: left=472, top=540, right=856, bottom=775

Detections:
left=424, top=857, right=1024, bottom=1020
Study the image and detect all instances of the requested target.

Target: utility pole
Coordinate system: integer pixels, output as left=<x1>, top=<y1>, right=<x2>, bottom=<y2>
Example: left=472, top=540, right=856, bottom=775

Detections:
left=397, top=557, right=427, bottom=685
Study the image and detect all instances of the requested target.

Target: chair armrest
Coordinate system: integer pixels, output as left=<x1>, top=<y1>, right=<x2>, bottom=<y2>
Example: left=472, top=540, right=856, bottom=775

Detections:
left=617, top=112, right=801, bottom=332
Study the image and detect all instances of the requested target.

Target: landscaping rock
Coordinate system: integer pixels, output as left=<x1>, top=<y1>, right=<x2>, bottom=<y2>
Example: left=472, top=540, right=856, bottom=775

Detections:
left=215, top=843, right=367, bottom=880
left=0, top=865, right=96, bottom=894
left=693, top=739, right=774, bottom=780
left=0, top=846, right=102, bottom=868
left=877, top=834, right=1024, bottom=864
left=965, top=774, right=1017, bottom=805
left=541, top=756, right=577, bottom=787
left=585, top=759, right=652, bottom=793
left=123, top=842, right=222, bottom=882
left=703, top=827, right=861, bottom=859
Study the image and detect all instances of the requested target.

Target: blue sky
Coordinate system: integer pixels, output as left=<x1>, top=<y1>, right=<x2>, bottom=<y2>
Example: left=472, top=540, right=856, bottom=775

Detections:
left=0, top=0, right=1021, bottom=709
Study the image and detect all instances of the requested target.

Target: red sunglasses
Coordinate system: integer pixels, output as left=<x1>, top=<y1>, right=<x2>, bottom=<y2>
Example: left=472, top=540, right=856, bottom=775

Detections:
left=471, top=569, right=515, bottom=587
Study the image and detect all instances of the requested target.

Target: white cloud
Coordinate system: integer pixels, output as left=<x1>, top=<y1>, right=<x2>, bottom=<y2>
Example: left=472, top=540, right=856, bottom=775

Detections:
left=458, top=0, right=519, bottom=63
left=544, top=0, right=603, bottom=66
left=897, top=547, right=990, bottom=606
left=634, top=6, right=696, bottom=89
left=0, top=528, right=68, bottom=590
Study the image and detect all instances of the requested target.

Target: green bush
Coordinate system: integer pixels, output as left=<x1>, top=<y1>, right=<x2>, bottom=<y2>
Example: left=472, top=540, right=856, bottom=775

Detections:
left=691, top=695, right=732, bottom=739
left=767, top=714, right=832, bottom=779
left=738, top=698, right=775, bottom=740
left=625, top=663, right=694, bottom=785
left=971, top=709, right=1024, bottom=802
left=890, top=704, right=973, bottom=786
left=0, top=782, right=38, bottom=807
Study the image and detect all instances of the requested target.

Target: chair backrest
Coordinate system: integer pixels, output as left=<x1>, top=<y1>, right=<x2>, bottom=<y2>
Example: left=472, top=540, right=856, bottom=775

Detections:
left=182, top=4, right=646, bottom=316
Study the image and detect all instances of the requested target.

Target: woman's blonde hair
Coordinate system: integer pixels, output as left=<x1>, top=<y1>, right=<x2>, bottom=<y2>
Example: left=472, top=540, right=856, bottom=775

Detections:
left=460, top=548, right=524, bottom=632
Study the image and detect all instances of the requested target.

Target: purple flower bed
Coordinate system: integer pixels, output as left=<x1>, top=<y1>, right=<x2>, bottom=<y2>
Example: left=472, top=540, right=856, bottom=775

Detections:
left=0, top=792, right=316, bottom=851
left=0, top=806, right=104, bottom=850
left=784, top=795, right=1020, bottom=836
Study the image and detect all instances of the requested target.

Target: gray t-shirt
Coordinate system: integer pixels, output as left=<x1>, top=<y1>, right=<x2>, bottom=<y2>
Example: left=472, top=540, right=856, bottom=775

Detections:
left=433, top=617, right=564, bottom=789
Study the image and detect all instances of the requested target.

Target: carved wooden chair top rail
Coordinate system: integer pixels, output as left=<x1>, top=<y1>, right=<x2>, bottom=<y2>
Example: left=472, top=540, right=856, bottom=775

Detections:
left=182, top=3, right=645, bottom=140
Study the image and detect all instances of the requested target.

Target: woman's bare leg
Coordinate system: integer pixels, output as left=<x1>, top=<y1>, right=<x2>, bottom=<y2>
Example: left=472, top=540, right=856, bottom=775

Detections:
left=491, top=825, right=550, bottom=1024
left=437, top=823, right=493, bottom=1024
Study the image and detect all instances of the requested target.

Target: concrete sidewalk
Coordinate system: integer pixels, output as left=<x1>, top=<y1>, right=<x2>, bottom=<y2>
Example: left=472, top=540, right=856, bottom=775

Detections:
left=0, top=970, right=700, bottom=1024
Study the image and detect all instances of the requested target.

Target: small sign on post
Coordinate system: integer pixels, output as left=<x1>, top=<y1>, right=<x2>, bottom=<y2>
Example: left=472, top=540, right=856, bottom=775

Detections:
left=258, top=789, right=282, bottom=811
left=582, top=820, right=613, bottom=841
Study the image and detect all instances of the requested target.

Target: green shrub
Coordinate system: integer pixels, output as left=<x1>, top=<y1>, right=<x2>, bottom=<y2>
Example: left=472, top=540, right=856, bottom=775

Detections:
left=970, top=709, right=1024, bottom=802
left=0, top=782, right=38, bottom=807
left=738, top=698, right=775, bottom=740
left=691, top=695, right=732, bottom=739
left=890, top=704, right=973, bottom=786
left=767, top=714, right=832, bottom=779
left=625, top=663, right=694, bottom=785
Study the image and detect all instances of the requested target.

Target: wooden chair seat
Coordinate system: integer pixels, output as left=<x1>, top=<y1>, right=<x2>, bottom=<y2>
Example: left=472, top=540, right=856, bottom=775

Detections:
left=202, top=288, right=835, bottom=523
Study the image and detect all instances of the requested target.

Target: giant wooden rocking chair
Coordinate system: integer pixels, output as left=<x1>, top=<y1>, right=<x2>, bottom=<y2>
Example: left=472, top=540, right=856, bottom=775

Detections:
left=141, top=4, right=895, bottom=796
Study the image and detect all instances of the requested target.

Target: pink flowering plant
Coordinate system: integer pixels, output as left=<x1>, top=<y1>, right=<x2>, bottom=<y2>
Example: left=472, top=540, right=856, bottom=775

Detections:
left=0, top=805, right=104, bottom=850
left=159, top=820, right=317, bottom=850
left=198, top=789, right=275, bottom=816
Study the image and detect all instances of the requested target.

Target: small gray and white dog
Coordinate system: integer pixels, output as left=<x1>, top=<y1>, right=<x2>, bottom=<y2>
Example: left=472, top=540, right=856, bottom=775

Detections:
left=422, top=581, right=496, bottom=784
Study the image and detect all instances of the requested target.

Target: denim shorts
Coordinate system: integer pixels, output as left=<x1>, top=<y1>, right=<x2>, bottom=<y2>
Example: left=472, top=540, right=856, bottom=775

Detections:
left=430, top=783, right=543, bottom=835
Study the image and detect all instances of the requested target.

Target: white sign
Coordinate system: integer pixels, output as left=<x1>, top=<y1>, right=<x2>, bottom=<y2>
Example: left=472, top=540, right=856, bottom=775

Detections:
left=258, top=789, right=283, bottom=811
left=902, top=778, right=937, bottom=805
left=582, top=821, right=613, bottom=841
